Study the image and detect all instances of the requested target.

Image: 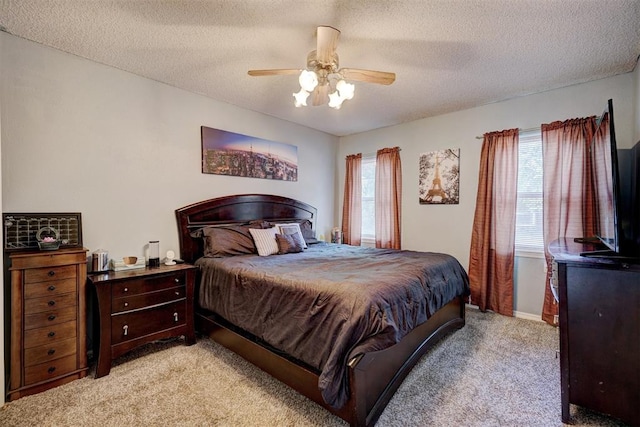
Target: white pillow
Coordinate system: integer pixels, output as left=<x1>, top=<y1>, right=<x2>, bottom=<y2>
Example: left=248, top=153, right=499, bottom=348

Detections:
left=249, top=227, right=279, bottom=256
left=275, top=223, right=308, bottom=249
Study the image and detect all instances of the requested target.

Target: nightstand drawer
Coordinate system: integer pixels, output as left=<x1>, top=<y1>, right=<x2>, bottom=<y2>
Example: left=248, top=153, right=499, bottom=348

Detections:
left=112, top=286, right=186, bottom=313
left=111, top=300, right=186, bottom=345
left=25, top=265, right=77, bottom=284
left=24, top=292, right=76, bottom=314
left=24, top=306, right=77, bottom=330
left=24, top=320, right=77, bottom=349
left=111, top=272, right=187, bottom=298
left=24, top=337, right=77, bottom=367
left=25, top=278, right=77, bottom=299
left=24, top=354, right=77, bottom=386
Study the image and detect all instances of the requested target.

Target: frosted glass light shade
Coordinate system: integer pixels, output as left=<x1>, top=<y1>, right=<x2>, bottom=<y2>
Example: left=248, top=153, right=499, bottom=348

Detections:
left=336, top=80, right=355, bottom=100
left=293, top=89, right=310, bottom=107
left=328, top=91, right=344, bottom=109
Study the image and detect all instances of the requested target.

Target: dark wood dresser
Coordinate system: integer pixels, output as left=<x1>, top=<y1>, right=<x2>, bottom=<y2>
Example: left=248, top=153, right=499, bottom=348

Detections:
left=88, top=263, right=196, bottom=378
left=549, top=239, right=639, bottom=425
left=7, top=247, right=89, bottom=401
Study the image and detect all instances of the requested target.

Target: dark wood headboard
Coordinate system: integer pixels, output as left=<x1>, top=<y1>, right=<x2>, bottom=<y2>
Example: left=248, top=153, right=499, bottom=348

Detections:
left=175, top=194, right=317, bottom=263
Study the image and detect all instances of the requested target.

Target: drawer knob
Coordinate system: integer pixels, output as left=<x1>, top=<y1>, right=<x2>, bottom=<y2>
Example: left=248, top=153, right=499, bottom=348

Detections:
left=48, top=300, right=56, bottom=306
left=48, top=285, right=56, bottom=291
left=174, top=278, right=180, bottom=283
left=175, top=291, right=180, bottom=296
left=123, top=325, right=128, bottom=336
left=174, top=312, right=179, bottom=322
left=48, top=271, right=55, bottom=277
left=124, top=287, right=128, bottom=292
left=48, top=315, right=56, bottom=321
left=48, top=331, right=56, bottom=338
left=47, top=366, right=56, bottom=374
left=124, top=302, right=129, bottom=307
left=48, top=349, right=56, bottom=356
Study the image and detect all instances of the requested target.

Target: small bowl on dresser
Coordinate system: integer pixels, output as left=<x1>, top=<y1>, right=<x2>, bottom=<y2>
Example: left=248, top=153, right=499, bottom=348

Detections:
left=123, top=256, right=138, bottom=267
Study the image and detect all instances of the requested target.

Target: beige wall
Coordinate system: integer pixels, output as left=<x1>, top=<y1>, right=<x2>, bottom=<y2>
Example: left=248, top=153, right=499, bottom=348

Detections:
left=1, top=33, right=338, bottom=261
left=338, top=72, right=636, bottom=318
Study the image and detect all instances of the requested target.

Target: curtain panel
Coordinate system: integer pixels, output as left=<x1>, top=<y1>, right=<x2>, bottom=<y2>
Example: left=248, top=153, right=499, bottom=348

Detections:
left=342, top=153, right=362, bottom=246
left=375, top=147, right=402, bottom=249
left=468, top=129, right=519, bottom=316
left=541, top=116, right=597, bottom=325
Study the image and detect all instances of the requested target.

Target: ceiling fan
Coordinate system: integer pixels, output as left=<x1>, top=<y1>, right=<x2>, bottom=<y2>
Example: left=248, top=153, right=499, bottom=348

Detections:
left=248, top=26, right=396, bottom=109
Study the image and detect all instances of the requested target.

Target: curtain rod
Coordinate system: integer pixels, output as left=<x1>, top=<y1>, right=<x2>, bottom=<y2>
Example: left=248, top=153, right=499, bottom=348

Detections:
left=475, top=116, right=601, bottom=139
left=359, top=148, right=402, bottom=157
left=475, top=126, right=540, bottom=139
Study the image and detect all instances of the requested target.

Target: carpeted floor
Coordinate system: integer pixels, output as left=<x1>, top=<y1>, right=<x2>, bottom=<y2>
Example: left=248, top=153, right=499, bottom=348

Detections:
left=0, top=309, right=628, bottom=426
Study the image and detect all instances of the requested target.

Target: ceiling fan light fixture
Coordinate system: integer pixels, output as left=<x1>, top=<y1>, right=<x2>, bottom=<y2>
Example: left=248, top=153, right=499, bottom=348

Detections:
left=299, top=70, right=318, bottom=92
left=293, top=89, right=310, bottom=107
left=248, top=26, right=394, bottom=110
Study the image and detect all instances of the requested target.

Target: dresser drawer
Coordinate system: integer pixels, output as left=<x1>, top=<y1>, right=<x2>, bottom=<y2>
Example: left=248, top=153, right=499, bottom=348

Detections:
left=25, top=265, right=77, bottom=284
left=111, top=300, right=186, bottom=345
left=112, top=286, right=186, bottom=314
left=25, top=278, right=77, bottom=299
left=24, top=320, right=77, bottom=349
left=24, top=337, right=77, bottom=367
left=24, top=292, right=76, bottom=314
left=24, top=306, right=77, bottom=330
left=111, top=272, right=187, bottom=298
left=24, top=354, right=77, bottom=386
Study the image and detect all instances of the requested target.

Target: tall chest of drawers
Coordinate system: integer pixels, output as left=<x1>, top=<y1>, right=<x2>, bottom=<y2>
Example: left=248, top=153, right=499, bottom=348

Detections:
left=7, top=247, right=89, bottom=401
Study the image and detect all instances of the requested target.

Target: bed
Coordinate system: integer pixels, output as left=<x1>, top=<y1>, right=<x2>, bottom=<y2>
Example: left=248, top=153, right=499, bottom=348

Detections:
left=176, top=194, right=470, bottom=426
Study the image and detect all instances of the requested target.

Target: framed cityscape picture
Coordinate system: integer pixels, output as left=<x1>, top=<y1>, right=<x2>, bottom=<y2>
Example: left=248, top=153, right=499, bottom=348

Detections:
left=201, top=126, right=298, bottom=181
left=419, top=148, right=460, bottom=204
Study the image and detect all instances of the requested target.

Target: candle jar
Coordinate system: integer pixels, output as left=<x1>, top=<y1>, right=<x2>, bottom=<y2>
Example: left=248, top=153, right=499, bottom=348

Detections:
left=149, top=240, right=160, bottom=267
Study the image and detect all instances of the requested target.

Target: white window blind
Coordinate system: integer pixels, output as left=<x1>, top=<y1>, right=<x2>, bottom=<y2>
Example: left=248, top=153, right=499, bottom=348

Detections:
left=361, top=155, right=376, bottom=239
left=515, top=129, right=544, bottom=254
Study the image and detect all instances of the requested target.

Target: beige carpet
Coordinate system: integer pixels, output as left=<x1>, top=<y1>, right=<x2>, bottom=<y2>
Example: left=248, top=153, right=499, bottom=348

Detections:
left=0, top=309, right=628, bottom=426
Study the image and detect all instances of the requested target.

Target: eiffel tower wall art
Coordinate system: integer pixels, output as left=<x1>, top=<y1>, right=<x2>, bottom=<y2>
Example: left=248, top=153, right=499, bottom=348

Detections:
left=419, top=148, right=460, bottom=204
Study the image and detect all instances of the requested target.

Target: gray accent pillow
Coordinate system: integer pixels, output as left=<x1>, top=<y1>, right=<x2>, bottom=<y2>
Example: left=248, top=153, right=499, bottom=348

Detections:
left=276, top=232, right=304, bottom=254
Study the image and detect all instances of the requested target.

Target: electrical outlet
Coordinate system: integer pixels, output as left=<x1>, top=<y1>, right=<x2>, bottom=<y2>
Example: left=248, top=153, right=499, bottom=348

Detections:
left=554, top=314, right=559, bottom=325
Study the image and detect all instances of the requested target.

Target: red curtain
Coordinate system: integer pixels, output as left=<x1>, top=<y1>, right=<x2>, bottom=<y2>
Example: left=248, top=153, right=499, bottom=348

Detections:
left=375, top=147, right=402, bottom=249
left=541, top=116, right=597, bottom=324
left=468, top=129, right=519, bottom=316
left=341, top=153, right=362, bottom=246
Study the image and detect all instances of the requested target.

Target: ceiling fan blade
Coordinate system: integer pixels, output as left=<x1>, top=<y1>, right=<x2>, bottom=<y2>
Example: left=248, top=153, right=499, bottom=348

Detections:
left=248, top=69, right=301, bottom=77
left=311, top=84, right=329, bottom=106
left=316, top=26, right=340, bottom=65
left=340, top=68, right=396, bottom=85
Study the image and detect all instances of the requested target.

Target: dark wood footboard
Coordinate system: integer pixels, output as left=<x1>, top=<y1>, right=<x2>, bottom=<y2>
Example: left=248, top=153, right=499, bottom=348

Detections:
left=196, top=296, right=465, bottom=427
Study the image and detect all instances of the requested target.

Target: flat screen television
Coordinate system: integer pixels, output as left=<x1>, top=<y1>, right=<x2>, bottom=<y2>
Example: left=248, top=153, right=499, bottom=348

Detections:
left=583, top=98, right=625, bottom=257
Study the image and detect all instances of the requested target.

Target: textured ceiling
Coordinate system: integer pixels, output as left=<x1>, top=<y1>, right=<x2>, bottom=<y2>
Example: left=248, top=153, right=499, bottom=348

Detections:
left=1, top=0, right=639, bottom=136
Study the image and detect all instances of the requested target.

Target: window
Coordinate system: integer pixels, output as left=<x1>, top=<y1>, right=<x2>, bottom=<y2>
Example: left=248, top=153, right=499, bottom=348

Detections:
left=515, top=129, right=544, bottom=254
left=361, top=155, right=376, bottom=239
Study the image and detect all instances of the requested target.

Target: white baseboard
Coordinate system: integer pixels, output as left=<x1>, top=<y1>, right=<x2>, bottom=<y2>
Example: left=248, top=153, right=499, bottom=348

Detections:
left=513, top=311, right=543, bottom=322
left=465, top=304, right=543, bottom=322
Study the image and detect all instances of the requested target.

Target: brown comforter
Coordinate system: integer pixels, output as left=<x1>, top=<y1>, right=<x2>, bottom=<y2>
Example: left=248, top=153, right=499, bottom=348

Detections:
left=196, top=243, right=470, bottom=408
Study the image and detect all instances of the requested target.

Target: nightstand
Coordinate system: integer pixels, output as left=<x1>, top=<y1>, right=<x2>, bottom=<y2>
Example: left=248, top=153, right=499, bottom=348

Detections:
left=88, top=263, right=197, bottom=378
